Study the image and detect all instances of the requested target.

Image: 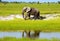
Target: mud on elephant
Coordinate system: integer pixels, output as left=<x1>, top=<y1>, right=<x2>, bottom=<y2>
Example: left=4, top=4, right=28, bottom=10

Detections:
left=22, top=7, right=40, bottom=20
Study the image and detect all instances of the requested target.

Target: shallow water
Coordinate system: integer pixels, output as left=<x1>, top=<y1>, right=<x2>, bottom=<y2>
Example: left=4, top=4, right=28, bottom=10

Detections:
left=40, top=32, right=60, bottom=39
left=0, top=14, right=60, bottom=20
left=0, top=32, right=60, bottom=39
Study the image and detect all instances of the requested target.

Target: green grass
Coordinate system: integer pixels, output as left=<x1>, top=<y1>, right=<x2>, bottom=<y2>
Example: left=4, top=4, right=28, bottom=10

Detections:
left=0, top=3, right=60, bottom=16
left=0, top=18, right=60, bottom=32
left=0, top=37, right=60, bottom=41
left=0, top=3, right=60, bottom=32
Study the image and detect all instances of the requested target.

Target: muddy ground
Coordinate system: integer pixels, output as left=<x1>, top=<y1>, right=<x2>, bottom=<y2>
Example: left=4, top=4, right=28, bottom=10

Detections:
left=0, top=14, right=60, bottom=21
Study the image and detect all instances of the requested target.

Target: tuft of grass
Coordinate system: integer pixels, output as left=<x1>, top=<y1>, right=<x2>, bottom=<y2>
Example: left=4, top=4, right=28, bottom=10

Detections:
left=0, top=37, right=60, bottom=41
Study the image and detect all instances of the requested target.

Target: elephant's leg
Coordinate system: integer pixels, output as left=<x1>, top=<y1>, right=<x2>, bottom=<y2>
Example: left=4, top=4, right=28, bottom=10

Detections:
left=28, top=13, right=30, bottom=19
left=34, top=30, right=40, bottom=38
left=37, top=15, right=40, bottom=19
left=25, top=13, right=30, bottom=20
left=37, top=12, right=40, bottom=19
left=25, top=30, right=31, bottom=38
left=22, top=31, right=24, bottom=37
left=24, top=14, right=28, bottom=20
left=34, top=12, right=40, bottom=19
left=34, top=14, right=37, bottom=20
left=24, top=15, right=27, bottom=20
left=34, top=14, right=40, bottom=20
left=27, top=31, right=30, bottom=37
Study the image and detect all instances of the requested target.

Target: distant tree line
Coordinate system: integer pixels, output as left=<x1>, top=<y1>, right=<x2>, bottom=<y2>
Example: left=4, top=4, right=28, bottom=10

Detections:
left=0, top=0, right=1, bottom=2
left=58, top=1, right=60, bottom=4
left=0, top=0, right=60, bottom=4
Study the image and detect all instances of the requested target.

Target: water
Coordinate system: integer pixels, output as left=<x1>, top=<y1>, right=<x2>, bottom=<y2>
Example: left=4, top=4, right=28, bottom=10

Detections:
left=0, top=32, right=22, bottom=38
left=0, top=14, right=60, bottom=21
left=0, top=32, right=60, bottom=39
left=40, top=32, right=60, bottom=39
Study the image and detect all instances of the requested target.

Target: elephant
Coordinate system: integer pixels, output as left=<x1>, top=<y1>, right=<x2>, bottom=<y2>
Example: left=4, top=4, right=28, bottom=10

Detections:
left=22, top=7, right=40, bottom=20
left=22, top=30, right=40, bottom=38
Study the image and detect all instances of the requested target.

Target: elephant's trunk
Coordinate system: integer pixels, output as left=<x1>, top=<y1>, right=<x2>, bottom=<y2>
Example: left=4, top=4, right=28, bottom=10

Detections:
left=22, top=11, right=25, bottom=18
left=22, top=13, right=24, bottom=18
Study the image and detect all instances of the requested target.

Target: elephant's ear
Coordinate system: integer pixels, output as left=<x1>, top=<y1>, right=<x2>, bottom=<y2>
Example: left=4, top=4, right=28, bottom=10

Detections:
left=26, top=7, right=31, bottom=12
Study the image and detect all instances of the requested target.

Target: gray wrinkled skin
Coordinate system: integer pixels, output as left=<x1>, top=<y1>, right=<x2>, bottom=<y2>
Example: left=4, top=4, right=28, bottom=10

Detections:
left=22, top=7, right=40, bottom=20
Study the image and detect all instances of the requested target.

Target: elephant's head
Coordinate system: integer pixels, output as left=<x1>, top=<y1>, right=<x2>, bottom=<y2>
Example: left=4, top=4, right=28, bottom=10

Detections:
left=22, top=7, right=31, bottom=18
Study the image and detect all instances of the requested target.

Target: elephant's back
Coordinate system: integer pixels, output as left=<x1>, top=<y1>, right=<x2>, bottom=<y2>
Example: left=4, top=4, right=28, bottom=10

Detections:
left=31, top=8, right=39, bottom=12
left=30, top=8, right=39, bottom=14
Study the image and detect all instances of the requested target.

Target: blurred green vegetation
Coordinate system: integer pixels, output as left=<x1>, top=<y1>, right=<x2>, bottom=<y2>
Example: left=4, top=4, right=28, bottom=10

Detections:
left=0, top=3, right=60, bottom=16
left=0, top=18, right=60, bottom=32
left=0, top=2, right=60, bottom=32
left=0, top=37, right=60, bottom=41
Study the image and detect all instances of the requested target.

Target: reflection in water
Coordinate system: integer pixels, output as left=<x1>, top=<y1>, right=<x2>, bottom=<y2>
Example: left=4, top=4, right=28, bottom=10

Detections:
left=0, top=32, right=60, bottom=39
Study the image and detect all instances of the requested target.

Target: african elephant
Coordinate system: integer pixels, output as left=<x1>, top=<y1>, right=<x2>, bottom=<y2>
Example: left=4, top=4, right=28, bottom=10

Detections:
left=22, top=7, right=40, bottom=20
left=22, top=30, right=40, bottom=38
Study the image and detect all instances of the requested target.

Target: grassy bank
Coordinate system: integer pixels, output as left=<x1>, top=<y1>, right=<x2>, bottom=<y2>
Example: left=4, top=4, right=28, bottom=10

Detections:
left=0, top=37, right=60, bottom=41
left=0, top=18, right=60, bottom=32
left=0, top=3, right=60, bottom=31
left=0, top=3, right=60, bottom=16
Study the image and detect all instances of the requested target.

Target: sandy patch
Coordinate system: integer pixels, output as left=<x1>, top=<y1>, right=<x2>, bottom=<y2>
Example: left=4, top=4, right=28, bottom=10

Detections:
left=0, top=14, right=60, bottom=21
